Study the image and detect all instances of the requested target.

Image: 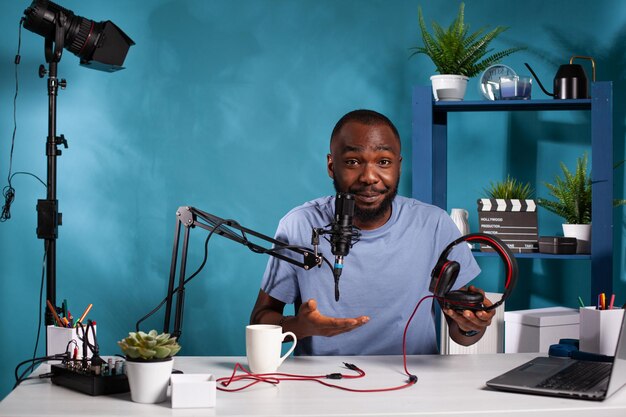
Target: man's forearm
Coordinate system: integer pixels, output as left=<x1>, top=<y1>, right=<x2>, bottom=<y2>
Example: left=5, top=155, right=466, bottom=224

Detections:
left=251, top=309, right=299, bottom=340
left=251, top=307, right=281, bottom=325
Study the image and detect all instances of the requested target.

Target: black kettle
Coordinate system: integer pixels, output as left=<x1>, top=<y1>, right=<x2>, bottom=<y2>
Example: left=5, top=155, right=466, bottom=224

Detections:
left=525, top=56, right=596, bottom=99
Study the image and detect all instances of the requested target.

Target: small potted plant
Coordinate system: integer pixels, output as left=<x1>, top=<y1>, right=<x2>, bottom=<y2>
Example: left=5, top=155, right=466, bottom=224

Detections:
left=410, top=2, right=523, bottom=101
left=483, top=175, right=534, bottom=200
left=538, top=154, right=626, bottom=254
left=118, top=330, right=181, bottom=404
left=538, top=154, right=593, bottom=253
left=477, top=175, right=538, bottom=253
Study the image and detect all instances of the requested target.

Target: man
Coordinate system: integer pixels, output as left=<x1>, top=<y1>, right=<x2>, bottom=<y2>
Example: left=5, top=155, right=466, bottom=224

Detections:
left=250, top=109, right=495, bottom=355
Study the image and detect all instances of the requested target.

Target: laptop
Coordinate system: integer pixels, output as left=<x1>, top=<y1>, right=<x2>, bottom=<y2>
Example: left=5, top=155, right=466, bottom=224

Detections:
left=486, top=312, right=626, bottom=401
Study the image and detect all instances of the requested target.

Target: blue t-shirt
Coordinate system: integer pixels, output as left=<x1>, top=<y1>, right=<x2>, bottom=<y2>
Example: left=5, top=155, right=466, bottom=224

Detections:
left=260, top=195, right=481, bottom=355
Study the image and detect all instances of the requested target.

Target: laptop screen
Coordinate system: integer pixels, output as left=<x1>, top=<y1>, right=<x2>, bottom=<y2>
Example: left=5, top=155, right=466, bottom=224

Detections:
left=606, top=313, right=626, bottom=397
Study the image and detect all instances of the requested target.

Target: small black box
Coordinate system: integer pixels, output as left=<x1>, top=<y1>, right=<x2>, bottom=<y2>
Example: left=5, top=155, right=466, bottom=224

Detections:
left=538, top=236, right=577, bottom=254
left=51, top=364, right=129, bottom=396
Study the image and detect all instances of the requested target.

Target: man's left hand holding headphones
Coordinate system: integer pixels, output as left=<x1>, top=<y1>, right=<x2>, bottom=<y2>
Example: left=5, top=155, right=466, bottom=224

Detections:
left=429, top=232, right=518, bottom=346
left=442, top=285, right=496, bottom=344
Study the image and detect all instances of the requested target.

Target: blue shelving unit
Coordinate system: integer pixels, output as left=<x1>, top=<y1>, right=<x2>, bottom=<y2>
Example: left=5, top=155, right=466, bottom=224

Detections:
left=411, top=82, right=613, bottom=305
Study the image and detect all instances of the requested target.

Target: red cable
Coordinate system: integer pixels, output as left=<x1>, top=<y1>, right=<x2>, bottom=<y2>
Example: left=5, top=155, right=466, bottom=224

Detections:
left=402, top=295, right=434, bottom=376
left=216, top=362, right=374, bottom=392
left=217, top=295, right=435, bottom=393
left=217, top=362, right=415, bottom=392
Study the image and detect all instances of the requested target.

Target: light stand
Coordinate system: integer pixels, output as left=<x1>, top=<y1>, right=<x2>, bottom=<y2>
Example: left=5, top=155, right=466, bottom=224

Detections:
left=163, top=206, right=332, bottom=340
left=21, top=0, right=135, bottom=326
left=35, top=16, right=68, bottom=326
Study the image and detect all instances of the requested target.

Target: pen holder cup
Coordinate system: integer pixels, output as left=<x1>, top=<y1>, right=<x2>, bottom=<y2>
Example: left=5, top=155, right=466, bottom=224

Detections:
left=46, top=324, right=96, bottom=358
left=579, top=307, right=624, bottom=356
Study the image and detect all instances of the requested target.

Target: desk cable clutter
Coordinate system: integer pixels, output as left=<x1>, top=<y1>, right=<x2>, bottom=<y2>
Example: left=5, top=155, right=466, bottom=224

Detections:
left=14, top=300, right=130, bottom=396
left=48, top=323, right=130, bottom=396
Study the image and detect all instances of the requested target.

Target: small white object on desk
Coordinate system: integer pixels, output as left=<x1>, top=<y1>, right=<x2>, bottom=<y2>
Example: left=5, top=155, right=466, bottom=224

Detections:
left=170, top=373, right=216, bottom=408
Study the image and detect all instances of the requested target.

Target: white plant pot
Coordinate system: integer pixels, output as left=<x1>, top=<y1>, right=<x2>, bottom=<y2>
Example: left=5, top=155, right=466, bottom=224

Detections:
left=430, top=74, right=469, bottom=101
left=125, top=357, right=174, bottom=404
left=562, top=223, right=591, bottom=254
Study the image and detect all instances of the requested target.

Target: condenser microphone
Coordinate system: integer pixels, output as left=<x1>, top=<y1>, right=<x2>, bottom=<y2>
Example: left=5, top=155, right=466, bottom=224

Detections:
left=330, top=193, right=356, bottom=301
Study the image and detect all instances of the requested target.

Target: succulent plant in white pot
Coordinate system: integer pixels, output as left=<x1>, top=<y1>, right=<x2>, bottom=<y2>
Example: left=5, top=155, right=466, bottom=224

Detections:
left=118, top=330, right=181, bottom=404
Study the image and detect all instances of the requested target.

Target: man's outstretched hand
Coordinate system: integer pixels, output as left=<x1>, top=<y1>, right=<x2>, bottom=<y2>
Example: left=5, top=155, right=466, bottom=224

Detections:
left=294, top=299, right=369, bottom=338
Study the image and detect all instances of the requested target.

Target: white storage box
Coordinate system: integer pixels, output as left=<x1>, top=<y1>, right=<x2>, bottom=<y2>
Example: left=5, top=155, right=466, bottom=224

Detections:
left=505, top=307, right=579, bottom=353
left=170, top=374, right=216, bottom=409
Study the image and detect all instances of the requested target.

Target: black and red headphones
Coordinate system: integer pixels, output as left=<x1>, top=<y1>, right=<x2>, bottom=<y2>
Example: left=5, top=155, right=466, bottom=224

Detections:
left=429, top=233, right=518, bottom=311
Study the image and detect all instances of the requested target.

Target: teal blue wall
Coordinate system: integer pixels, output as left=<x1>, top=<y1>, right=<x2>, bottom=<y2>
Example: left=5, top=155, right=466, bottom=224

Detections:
left=1, top=0, right=625, bottom=400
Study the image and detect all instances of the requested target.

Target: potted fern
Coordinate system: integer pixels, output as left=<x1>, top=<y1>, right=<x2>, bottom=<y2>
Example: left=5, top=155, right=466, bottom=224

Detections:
left=538, top=154, right=626, bottom=254
left=477, top=175, right=538, bottom=253
left=118, top=330, right=181, bottom=404
left=411, top=2, right=523, bottom=101
left=537, top=154, right=593, bottom=253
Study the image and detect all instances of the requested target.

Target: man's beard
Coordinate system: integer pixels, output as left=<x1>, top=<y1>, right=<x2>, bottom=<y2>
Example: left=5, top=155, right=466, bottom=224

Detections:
left=333, top=178, right=398, bottom=224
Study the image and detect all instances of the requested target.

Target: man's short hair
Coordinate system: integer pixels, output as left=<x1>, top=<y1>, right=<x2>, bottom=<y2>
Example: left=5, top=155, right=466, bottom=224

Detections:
left=330, top=109, right=401, bottom=147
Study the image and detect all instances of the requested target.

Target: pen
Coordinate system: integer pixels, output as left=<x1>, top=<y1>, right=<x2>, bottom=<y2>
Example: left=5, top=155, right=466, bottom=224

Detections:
left=578, top=296, right=585, bottom=308
left=76, top=303, right=93, bottom=325
left=46, top=300, right=64, bottom=327
left=609, top=294, right=615, bottom=310
left=601, top=293, right=606, bottom=310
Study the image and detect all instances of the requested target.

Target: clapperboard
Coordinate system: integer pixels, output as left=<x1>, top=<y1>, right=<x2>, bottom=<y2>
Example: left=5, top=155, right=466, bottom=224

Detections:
left=477, top=199, right=539, bottom=253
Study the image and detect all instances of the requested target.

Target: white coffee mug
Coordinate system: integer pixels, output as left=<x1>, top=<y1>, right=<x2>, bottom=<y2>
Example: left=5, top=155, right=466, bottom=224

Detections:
left=246, top=324, right=297, bottom=374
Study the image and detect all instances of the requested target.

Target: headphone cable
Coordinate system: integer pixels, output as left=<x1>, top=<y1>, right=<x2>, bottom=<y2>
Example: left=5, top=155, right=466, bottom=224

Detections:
left=216, top=295, right=435, bottom=392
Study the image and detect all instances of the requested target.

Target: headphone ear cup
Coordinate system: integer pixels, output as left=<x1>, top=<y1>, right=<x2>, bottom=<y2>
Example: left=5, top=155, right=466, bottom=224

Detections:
left=431, top=232, right=518, bottom=312
left=430, top=260, right=460, bottom=298
left=444, top=290, right=484, bottom=311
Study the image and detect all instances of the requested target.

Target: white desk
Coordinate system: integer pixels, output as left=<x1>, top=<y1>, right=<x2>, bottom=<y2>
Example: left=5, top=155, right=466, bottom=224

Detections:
left=1, top=354, right=626, bottom=416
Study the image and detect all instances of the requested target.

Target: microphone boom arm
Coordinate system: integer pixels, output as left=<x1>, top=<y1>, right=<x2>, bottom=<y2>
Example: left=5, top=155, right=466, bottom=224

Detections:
left=163, top=206, right=324, bottom=339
